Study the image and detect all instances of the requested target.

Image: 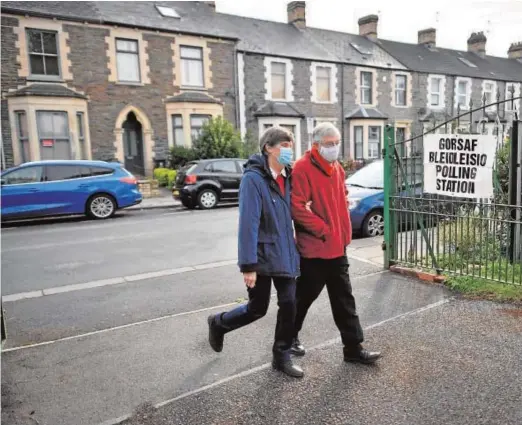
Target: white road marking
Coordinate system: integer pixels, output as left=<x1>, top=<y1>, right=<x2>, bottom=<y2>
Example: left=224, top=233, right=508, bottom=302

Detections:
left=2, top=301, right=243, bottom=353
left=347, top=254, right=383, bottom=267
left=1, top=257, right=382, bottom=303
left=97, top=298, right=451, bottom=425
left=2, top=271, right=389, bottom=351
left=1, top=260, right=238, bottom=302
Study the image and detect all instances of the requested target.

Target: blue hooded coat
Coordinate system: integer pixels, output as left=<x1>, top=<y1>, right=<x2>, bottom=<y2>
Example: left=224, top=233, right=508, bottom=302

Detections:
left=238, top=154, right=300, bottom=278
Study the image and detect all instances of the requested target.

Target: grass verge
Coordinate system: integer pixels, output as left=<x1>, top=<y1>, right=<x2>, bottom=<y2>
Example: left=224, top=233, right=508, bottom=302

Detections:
left=445, top=275, right=522, bottom=304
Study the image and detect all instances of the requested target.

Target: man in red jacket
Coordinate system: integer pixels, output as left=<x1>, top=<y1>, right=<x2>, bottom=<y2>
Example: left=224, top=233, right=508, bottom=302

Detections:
left=290, top=122, right=381, bottom=364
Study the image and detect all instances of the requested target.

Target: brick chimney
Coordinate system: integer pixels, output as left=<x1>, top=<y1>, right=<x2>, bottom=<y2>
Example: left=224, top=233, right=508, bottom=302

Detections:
left=358, top=15, right=378, bottom=40
left=467, top=32, right=487, bottom=57
left=418, top=28, right=436, bottom=48
left=287, top=1, right=306, bottom=29
left=508, top=42, right=522, bottom=59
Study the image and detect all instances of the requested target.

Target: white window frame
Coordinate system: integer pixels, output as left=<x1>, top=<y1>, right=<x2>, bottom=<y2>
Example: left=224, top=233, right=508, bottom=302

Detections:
left=394, top=74, right=408, bottom=107
left=505, top=82, right=521, bottom=112
left=482, top=80, right=497, bottom=111
left=310, top=62, right=337, bottom=104
left=180, top=45, right=205, bottom=88
left=455, top=77, right=472, bottom=110
left=360, top=71, right=373, bottom=105
left=115, top=38, right=141, bottom=83
left=257, top=117, right=301, bottom=158
left=427, top=75, right=446, bottom=109
left=264, top=57, right=294, bottom=101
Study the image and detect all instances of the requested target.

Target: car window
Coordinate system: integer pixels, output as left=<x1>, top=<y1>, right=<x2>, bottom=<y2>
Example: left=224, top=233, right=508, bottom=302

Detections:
left=204, top=163, right=213, bottom=172
left=237, top=161, right=247, bottom=173
left=45, top=165, right=90, bottom=181
left=91, top=167, right=114, bottom=176
left=346, top=160, right=384, bottom=189
left=211, top=161, right=237, bottom=173
left=2, top=166, right=44, bottom=185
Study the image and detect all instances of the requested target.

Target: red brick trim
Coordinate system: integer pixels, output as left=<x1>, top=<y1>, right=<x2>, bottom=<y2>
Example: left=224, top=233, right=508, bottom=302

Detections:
left=390, top=266, right=446, bottom=284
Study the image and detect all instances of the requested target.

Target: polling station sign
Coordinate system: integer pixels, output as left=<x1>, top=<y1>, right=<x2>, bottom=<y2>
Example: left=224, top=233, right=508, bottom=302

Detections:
left=423, top=134, right=497, bottom=199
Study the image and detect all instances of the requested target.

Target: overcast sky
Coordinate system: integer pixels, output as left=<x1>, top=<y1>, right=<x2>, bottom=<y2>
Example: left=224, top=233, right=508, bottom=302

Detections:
left=216, top=0, right=522, bottom=58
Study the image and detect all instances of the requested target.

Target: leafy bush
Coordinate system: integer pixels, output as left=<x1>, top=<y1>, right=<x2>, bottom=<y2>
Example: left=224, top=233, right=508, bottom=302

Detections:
left=167, top=169, right=177, bottom=189
left=153, top=168, right=170, bottom=186
left=192, top=116, right=242, bottom=159
left=241, top=129, right=259, bottom=158
left=169, top=146, right=197, bottom=170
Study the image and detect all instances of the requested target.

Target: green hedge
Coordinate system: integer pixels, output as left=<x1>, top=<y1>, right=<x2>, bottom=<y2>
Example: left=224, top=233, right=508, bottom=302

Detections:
left=153, top=168, right=177, bottom=188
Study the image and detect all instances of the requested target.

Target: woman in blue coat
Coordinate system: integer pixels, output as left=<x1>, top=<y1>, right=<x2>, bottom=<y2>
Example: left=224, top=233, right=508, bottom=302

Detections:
left=207, top=126, right=303, bottom=378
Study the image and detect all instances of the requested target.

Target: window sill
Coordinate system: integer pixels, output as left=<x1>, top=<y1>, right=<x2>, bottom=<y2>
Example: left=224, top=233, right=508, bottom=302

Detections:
left=313, top=100, right=336, bottom=105
left=27, top=76, right=64, bottom=83
left=115, top=81, right=145, bottom=87
left=180, top=86, right=207, bottom=92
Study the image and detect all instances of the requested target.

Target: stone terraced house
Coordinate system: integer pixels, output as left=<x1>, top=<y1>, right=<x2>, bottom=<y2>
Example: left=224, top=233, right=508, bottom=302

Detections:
left=1, top=1, right=521, bottom=173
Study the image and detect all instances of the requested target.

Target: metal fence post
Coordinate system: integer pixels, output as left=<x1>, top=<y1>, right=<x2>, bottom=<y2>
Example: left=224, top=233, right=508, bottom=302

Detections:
left=383, top=125, right=395, bottom=269
left=508, top=120, right=521, bottom=262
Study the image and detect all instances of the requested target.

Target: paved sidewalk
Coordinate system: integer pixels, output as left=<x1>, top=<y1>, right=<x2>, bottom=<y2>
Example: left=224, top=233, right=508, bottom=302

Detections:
left=128, top=187, right=182, bottom=210
left=121, top=300, right=522, bottom=425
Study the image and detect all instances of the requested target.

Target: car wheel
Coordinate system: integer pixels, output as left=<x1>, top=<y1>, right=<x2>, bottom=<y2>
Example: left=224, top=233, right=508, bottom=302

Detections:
left=87, top=194, right=117, bottom=219
left=362, top=209, right=385, bottom=237
left=198, top=189, right=218, bottom=209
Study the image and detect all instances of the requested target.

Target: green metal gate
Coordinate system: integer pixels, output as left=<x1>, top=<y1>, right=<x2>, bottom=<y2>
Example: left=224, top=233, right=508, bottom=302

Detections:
left=384, top=95, right=522, bottom=286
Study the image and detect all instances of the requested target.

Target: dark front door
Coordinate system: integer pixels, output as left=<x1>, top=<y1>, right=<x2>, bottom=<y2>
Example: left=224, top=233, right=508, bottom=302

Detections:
left=396, top=127, right=406, bottom=157
left=123, top=112, right=144, bottom=176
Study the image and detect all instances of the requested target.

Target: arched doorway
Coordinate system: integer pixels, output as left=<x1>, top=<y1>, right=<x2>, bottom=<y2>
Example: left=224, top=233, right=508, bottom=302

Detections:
left=122, top=112, right=144, bottom=175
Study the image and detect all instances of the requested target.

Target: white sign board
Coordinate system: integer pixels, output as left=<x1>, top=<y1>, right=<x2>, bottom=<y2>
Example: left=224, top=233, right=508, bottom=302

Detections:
left=306, top=117, right=314, bottom=135
left=423, top=134, right=497, bottom=199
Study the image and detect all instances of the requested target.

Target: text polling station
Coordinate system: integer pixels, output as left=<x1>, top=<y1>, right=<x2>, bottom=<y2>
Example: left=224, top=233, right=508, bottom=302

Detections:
left=423, top=134, right=497, bottom=199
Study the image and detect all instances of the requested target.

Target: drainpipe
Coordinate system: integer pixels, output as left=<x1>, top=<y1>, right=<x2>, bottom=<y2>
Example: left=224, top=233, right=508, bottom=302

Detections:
left=233, top=43, right=240, bottom=131
left=340, top=63, right=345, bottom=158
left=0, top=130, right=6, bottom=170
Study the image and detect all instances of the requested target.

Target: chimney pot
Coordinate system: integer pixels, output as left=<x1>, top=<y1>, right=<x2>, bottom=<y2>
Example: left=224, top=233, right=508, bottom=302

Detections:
left=508, top=41, right=522, bottom=59
left=418, top=28, right=436, bottom=48
left=358, top=14, right=379, bottom=40
left=467, top=31, right=487, bottom=57
left=287, top=1, right=306, bottom=29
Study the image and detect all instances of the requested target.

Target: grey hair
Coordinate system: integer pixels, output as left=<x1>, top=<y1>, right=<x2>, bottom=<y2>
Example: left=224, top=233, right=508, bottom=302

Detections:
left=260, top=126, right=294, bottom=153
left=312, top=122, right=340, bottom=144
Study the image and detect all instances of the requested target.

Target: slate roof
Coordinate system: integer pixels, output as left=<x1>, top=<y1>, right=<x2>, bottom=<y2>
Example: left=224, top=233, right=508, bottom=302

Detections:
left=2, top=1, right=520, bottom=78
left=0, top=1, right=403, bottom=68
left=165, top=92, right=222, bottom=104
left=377, top=39, right=522, bottom=82
left=254, top=102, right=304, bottom=118
left=5, top=84, right=87, bottom=99
left=345, top=106, right=387, bottom=119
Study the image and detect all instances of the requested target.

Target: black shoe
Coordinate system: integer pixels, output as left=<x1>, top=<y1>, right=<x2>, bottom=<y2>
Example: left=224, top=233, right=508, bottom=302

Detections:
left=290, top=337, right=306, bottom=357
left=344, top=346, right=381, bottom=364
left=207, top=314, right=224, bottom=353
left=272, top=359, right=304, bottom=378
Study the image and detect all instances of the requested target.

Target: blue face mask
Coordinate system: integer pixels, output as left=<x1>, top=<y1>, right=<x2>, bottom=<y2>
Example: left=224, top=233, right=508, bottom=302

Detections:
left=277, top=147, right=294, bottom=166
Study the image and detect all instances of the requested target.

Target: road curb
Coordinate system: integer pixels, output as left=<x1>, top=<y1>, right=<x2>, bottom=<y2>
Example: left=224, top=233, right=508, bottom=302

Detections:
left=390, top=265, right=446, bottom=284
left=127, top=204, right=185, bottom=212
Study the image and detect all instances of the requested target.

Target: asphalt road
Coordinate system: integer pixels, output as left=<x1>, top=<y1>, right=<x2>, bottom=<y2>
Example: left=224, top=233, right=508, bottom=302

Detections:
left=2, top=207, right=519, bottom=425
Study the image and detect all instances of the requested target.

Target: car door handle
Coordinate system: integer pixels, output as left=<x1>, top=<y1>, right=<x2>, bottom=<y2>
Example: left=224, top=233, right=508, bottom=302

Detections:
left=78, top=184, right=90, bottom=189
left=28, top=188, right=40, bottom=192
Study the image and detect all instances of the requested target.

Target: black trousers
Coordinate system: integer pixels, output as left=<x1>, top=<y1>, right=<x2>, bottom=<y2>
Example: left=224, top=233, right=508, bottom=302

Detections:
left=217, top=275, right=296, bottom=362
left=294, top=256, right=364, bottom=349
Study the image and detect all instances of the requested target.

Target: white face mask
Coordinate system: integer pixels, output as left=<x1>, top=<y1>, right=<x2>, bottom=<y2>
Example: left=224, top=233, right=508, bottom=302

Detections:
left=319, top=144, right=340, bottom=162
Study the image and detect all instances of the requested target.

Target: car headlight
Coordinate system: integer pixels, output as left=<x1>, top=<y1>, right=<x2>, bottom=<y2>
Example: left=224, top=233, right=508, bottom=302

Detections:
left=348, top=198, right=361, bottom=211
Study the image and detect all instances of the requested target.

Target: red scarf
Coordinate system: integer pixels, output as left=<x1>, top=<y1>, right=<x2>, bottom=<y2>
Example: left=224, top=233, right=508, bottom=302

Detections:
left=311, top=146, right=335, bottom=176
left=276, top=174, right=285, bottom=196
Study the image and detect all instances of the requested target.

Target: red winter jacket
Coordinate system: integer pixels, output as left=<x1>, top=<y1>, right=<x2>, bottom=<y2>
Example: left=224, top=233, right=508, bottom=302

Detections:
left=291, top=149, right=352, bottom=259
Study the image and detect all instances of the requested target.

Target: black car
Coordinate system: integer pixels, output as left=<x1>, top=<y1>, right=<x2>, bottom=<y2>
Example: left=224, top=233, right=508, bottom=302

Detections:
left=172, top=158, right=246, bottom=209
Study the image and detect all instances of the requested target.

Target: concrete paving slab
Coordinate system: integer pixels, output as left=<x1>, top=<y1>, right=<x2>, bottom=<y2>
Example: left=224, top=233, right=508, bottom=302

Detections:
left=118, top=300, right=522, bottom=425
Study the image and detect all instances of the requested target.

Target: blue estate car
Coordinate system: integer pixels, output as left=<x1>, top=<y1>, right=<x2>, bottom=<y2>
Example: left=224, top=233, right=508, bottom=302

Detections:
left=1, top=160, right=142, bottom=220
left=346, top=160, right=386, bottom=237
